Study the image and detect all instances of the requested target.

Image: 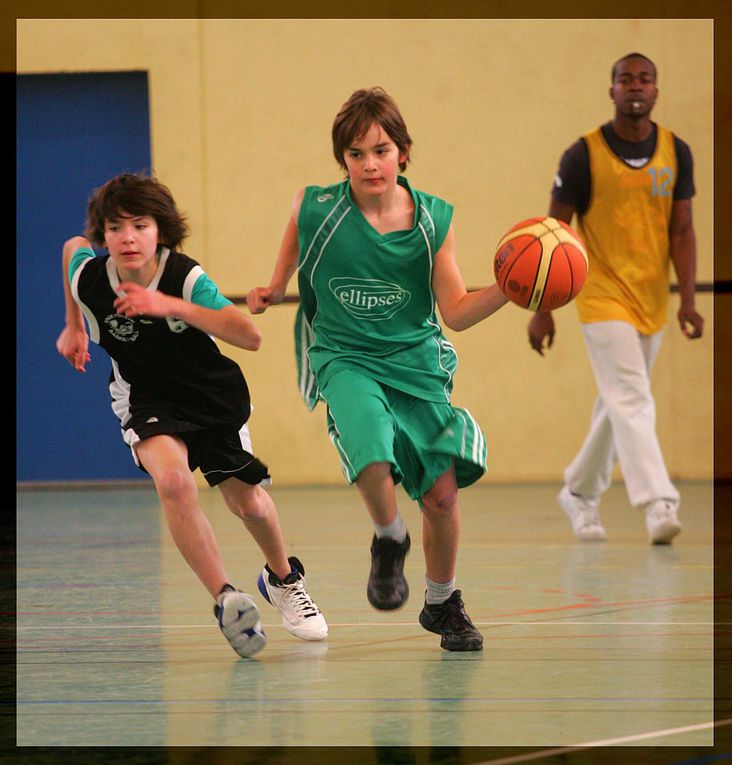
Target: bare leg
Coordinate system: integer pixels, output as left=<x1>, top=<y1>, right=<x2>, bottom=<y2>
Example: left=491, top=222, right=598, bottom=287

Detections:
left=355, top=461, right=399, bottom=526
left=417, top=467, right=483, bottom=652
left=218, top=479, right=291, bottom=580
left=421, top=467, right=460, bottom=583
left=219, top=478, right=328, bottom=642
left=135, top=435, right=229, bottom=598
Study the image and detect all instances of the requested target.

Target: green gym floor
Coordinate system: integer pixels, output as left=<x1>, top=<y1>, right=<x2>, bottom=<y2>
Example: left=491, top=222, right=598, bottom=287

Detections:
left=15, top=481, right=714, bottom=754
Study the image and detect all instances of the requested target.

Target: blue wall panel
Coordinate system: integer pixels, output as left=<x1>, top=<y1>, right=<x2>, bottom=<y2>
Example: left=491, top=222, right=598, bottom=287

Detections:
left=17, top=72, right=153, bottom=481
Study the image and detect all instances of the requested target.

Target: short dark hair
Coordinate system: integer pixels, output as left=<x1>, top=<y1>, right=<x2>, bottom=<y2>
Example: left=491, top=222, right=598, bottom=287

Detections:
left=331, top=87, right=412, bottom=172
left=611, top=52, right=657, bottom=82
left=86, top=172, right=189, bottom=249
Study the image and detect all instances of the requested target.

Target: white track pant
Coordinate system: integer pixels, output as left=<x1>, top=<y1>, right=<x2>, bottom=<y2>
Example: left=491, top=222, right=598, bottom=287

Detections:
left=564, top=320, right=679, bottom=509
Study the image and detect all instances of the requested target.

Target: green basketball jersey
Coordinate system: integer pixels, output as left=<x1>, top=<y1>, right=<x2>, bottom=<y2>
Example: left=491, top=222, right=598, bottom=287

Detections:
left=295, top=176, right=457, bottom=410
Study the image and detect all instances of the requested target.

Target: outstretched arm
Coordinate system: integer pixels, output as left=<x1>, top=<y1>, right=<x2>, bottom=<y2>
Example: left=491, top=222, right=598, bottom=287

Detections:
left=669, top=198, right=703, bottom=339
left=432, top=224, right=509, bottom=332
left=247, top=189, right=304, bottom=314
left=56, top=236, right=92, bottom=372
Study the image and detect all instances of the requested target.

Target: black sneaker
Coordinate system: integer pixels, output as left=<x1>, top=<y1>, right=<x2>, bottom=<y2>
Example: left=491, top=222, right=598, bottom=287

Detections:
left=367, top=533, right=411, bottom=610
left=418, top=590, right=483, bottom=651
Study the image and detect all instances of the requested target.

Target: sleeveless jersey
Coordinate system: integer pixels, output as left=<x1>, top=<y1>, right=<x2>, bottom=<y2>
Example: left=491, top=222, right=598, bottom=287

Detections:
left=575, top=124, right=677, bottom=334
left=295, top=177, right=456, bottom=410
left=70, top=246, right=250, bottom=431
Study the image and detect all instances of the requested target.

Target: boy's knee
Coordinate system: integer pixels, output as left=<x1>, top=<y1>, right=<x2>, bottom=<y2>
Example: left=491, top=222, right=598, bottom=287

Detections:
left=422, top=486, right=458, bottom=518
left=155, top=467, right=197, bottom=504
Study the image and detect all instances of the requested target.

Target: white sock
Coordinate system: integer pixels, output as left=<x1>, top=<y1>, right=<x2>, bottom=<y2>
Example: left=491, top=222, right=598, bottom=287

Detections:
left=374, top=513, right=407, bottom=543
left=425, top=576, right=456, bottom=605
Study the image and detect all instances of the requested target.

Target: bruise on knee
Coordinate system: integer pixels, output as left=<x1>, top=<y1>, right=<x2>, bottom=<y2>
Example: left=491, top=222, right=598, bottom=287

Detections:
left=421, top=487, right=458, bottom=518
left=421, top=467, right=459, bottom=517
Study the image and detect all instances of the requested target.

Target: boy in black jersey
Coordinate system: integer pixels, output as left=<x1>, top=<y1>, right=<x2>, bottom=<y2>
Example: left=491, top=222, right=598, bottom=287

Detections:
left=56, top=172, right=327, bottom=657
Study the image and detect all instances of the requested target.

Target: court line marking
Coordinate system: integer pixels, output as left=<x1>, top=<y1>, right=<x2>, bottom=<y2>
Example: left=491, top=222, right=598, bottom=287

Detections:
left=472, top=718, right=731, bottom=764
left=16, top=612, right=716, bottom=632
left=15, top=620, right=716, bottom=630
left=16, top=697, right=713, bottom=706
left=15, top=621, right=717, bottom=632
left=14, top=593, right=716, bottom=623
left=475, top=718, right=732, bottom=765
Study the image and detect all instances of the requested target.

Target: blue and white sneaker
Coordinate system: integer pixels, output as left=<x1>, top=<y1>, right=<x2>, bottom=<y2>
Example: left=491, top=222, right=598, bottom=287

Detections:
left=214, top=586, right=267, bottom=658
left=258, top=556, right=328, bottom=641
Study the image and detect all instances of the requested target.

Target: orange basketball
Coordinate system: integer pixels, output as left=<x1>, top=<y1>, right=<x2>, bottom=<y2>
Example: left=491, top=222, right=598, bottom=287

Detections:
left=493, top=216, right=588, bottom=311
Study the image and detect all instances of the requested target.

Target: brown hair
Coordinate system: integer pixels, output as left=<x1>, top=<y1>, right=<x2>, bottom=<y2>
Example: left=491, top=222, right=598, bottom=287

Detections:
left=85, top=172, right=189, bottom=249
left=331, top=87, right=412, bottom=172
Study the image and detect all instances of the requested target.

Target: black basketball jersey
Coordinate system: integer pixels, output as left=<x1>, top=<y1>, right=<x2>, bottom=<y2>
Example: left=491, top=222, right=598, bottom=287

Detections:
left=71, top=247, right=250, bottom=432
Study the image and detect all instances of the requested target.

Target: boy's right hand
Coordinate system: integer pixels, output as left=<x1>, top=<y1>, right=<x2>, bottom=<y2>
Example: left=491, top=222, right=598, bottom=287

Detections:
left=528, top=311, right=555, bottom=356
left=56, top=325, right=91, bottom=372
left=246, top=286, right=283, bottom=315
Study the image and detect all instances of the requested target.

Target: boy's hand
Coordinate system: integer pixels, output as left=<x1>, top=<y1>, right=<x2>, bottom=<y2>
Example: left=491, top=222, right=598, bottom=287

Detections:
left=56, top=325, right=91, bottom=372
left=114, top=281, right=175, bottom=318
left=528, top=312, right=555, bottom=355
left=246, top=286, right=283, bottom=314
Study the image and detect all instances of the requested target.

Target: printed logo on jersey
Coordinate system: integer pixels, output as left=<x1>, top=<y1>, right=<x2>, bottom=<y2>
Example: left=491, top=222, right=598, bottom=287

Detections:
left=165, top=316, right=188, bottom=333
left=105, top=314, right=139, bottom=342
left=318, top=193, right=334, bottom=202
left=329, top=277, right=411, bottom=320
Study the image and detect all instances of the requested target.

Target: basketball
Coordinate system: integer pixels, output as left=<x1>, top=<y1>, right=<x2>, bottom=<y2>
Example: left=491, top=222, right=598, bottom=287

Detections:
left=493, top=217, right=588, bottom=311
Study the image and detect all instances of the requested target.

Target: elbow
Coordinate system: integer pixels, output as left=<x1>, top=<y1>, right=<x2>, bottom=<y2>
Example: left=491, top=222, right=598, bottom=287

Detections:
left=442, top=316, right=470, bottom=332
left=248, top=328, right=263, bottom=351
left=63, top=235, right=88, bottom=255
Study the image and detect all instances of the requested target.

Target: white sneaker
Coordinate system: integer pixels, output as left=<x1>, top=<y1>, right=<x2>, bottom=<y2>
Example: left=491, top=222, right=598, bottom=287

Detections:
left=214, top=588, right=267, bottom=658
left=644, top=499, right=682, bottom=544
left=257, top=556, right=328, bottom=641
left=558, top=486, right=606, bottom=541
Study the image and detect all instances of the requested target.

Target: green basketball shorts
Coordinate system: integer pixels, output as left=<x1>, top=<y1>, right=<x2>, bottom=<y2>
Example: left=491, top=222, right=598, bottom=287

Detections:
left=321, top=368, right=486, bottom=500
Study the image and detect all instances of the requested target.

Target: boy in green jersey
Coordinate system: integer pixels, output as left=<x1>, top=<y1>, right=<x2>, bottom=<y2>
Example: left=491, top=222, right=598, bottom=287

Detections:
left=248, top=88, right=509, bottom=651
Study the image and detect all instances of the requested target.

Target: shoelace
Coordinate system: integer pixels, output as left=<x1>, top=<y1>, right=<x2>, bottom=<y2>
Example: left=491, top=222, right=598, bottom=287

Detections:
left=282, top=580, right=320, bottom=618
left=437, top=597, right=472, bottom=632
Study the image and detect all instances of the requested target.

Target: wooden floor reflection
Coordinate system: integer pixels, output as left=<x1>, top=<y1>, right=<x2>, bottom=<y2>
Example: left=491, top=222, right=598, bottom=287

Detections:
left=16, top=481, right=713, bottom=750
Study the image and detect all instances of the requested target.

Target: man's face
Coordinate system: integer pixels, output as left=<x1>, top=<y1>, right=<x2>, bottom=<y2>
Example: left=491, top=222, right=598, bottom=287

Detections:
left=610, top=56, right=658, bottom=118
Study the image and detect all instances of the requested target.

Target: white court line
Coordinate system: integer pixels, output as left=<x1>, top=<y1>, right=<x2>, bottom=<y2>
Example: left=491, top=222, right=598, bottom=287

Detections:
left=15, top=620, right=716, bottom=630
left=472, top=718, right=731, bottom=765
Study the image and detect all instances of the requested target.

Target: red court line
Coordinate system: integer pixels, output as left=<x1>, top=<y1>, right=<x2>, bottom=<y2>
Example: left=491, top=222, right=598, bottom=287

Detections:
left=486, top=593, right=714, bottom=619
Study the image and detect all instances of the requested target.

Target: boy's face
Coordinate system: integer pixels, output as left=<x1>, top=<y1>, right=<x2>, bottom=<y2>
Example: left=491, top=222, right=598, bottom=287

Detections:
left=104, top=211, right=161, bottom=281
left=343, top=122, right=407, bottom=198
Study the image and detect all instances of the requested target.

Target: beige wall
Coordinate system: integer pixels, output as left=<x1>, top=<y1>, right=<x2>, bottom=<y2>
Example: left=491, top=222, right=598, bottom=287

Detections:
left=18, top=18, right=714, bottom=485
